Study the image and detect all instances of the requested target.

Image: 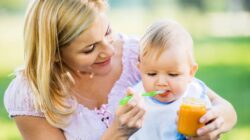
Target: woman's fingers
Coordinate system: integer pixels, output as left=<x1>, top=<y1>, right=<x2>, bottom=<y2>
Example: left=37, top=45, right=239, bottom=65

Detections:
left=119, top=105, right=141, bottom=125
left=127, top=107, right=145, bottom=128
left=115, top=103, right=145, bottom=137
left=116, top=86, right=139, bottom=115
left=189, top=130, right=221, bottom=140
left=200, top=109, right=218, bottom=124
left=186, top=107, right=224, bottom=140
left=197, top=116, right=224, bottom=136
left=198, top=107, right=224, bottom=136
left=116, top=104, right=134, bottom=116
left=116, top=100, right=145, bottom=127
left=113, top=87, right=145, bottom=137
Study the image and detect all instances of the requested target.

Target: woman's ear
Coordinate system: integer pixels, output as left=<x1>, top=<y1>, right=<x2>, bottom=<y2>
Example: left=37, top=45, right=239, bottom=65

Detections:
left=190, top=63, right=198, bottom=77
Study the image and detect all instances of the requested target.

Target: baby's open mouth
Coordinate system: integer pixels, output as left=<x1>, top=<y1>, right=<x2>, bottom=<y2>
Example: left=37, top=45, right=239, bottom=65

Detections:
left=158, top=90, right=171, bottom=97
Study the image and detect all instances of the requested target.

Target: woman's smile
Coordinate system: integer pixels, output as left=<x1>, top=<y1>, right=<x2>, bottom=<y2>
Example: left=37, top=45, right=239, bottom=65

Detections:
left=93, top=57, right=111, bottom=67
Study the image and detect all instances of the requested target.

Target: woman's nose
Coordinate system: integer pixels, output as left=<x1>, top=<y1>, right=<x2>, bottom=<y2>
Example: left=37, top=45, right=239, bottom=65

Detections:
left=99, top=39, right=115, bottom=58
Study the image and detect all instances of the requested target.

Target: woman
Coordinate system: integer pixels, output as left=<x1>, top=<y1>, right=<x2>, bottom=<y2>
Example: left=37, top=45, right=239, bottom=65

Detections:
left=4, top=0, right=236, bottom=140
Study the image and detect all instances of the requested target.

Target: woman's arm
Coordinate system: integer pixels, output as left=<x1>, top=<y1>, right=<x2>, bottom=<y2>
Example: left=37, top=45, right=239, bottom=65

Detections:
left=192, top=88, right=237, bottom=140
left=14, top=116, right=66, bottom=140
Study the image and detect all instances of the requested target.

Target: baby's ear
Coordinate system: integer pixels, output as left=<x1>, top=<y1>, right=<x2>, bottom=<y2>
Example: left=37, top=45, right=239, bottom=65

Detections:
left=137, top=56, right=141, bottom=68
left=137, top=61, right=141, bottom=70
left=190, top=63, right=198, bottom=77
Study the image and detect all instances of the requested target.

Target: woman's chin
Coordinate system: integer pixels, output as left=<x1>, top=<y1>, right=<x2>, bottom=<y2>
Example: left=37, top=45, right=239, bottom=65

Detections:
left=97, top=67, right=112, bottom=76
left=92, top=58, right=113, bottom=75
left=95, top=64, right=113, bottom=76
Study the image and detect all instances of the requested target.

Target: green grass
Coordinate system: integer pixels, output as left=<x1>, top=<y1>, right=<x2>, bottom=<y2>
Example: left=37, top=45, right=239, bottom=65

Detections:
left=0, top=74, right=21, bottom=139
left=0, top=120, right=21, bottom=140
left=194, top=36, right=250, bottom=66
left=0, top=14, right=250, bottom=139
left=196, top=65, right=250, bottom=126
left=221, top=127, right=250, bottom=140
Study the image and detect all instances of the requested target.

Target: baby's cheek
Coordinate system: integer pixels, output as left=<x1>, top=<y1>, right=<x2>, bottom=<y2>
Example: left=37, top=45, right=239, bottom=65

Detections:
left=143, top=83, right=154, bottom=93
left=174, top=85, right=187, bottom=95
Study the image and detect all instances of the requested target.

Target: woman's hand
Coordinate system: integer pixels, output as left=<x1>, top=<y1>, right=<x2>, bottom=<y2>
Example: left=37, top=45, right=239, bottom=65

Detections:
left=101, top=88, right=145, bottom=140
left=188, top=107, right=224, bottom=140
left=188, top=88, right=237, bottom=140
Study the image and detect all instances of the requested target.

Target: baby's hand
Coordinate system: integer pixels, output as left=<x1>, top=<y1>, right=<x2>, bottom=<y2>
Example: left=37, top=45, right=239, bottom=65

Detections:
left=188, top=107, right=224, bottom=140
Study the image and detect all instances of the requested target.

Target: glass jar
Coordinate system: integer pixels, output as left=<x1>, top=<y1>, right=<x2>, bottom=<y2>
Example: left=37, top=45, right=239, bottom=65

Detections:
left=177, top=97, right=206, bottom=136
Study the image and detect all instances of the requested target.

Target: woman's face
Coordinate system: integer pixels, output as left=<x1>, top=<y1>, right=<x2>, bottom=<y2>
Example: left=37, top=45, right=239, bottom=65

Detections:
left=61, top=13, right=115, bottom=76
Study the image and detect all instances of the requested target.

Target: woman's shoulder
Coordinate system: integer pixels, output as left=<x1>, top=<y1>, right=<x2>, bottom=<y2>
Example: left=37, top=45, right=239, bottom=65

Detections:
left=121, top=34, right=140, bottom=53
left=120, top=33, right=140, bottom=65
left=107, top=34, right=141, bottom=104
left=4, top=69, right=44, bottom=118
left=119, top=34, right=141, bottom=81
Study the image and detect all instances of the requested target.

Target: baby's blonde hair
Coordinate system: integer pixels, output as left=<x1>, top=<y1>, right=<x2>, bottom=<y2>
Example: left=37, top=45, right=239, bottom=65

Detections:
left=140, top=19, right=195, bottom=65
left=24, top=0, right=107, bottom=128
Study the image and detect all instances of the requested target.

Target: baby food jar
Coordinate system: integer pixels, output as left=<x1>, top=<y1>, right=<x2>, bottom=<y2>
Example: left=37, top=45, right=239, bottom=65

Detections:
left=177, top=97, right=206, bottom=137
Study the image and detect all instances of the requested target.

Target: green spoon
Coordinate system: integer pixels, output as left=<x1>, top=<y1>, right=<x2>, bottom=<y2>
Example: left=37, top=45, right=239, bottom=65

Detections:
left=119, top=90, right=164, bottom=106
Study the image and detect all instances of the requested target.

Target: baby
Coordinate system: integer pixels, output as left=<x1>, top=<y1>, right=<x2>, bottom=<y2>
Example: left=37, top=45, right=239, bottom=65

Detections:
left=129, top=19, right=211, bottom=140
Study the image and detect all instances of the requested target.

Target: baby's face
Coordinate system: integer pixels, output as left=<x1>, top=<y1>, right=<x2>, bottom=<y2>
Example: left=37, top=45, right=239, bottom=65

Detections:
left=138, top=46, right=197, bottom=103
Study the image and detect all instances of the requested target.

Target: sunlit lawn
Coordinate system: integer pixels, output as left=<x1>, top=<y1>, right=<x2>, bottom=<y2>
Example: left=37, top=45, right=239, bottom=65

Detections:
left=1, top=14, right=250, bottom=139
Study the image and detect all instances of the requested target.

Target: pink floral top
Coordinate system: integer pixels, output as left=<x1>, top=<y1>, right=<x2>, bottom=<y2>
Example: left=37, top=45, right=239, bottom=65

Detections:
left=4, top=35, right=141, bottom=140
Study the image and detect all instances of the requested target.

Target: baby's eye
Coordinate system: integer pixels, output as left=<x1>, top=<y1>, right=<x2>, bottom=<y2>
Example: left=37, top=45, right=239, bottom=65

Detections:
left=147, top=73, right=157, bottom=76
left=169, top=73, right=179, bottom=77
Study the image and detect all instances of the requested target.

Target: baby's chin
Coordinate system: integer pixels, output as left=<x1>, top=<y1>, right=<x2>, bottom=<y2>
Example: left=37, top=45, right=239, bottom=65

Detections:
left=154, top=95, right=176, bottom=103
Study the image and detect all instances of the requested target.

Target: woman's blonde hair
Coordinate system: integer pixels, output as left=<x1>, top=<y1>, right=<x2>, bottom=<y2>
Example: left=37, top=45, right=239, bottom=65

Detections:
left=140, top=19, right=195, bottom=65
left=24, top=0, right=107, bottom=128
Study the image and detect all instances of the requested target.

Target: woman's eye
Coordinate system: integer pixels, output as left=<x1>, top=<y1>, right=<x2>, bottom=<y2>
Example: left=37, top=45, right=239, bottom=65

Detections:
left=82, top=45, right=96, bottom=54
left=147, top=73, right=157, bottom=76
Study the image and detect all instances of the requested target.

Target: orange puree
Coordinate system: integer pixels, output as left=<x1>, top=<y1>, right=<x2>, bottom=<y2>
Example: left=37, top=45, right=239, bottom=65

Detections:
left=177, top=98, right=206, bottom=136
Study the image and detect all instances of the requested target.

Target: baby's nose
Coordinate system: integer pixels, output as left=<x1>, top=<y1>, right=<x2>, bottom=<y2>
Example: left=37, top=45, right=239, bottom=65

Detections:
left=156, top=76, right=168, bottom=87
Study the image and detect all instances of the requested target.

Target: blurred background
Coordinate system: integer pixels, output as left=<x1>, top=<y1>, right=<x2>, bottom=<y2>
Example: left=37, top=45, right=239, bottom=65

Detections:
left=0, top=0, right=249, bottom=139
